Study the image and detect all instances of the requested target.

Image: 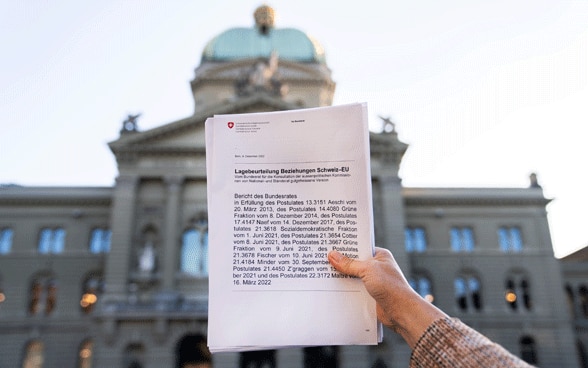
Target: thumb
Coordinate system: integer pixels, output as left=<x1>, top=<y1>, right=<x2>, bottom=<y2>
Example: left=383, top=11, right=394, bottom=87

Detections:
left=328, top=250, right=363, bottom=278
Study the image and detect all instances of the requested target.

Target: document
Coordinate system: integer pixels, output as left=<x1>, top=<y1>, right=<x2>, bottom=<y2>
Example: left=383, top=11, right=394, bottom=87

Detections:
left=205, top=103, right=379, bottom=353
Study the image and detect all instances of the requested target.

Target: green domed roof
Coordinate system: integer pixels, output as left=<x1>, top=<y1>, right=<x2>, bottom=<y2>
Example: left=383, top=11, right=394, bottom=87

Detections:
left=201, top=6, right=326, bottom=64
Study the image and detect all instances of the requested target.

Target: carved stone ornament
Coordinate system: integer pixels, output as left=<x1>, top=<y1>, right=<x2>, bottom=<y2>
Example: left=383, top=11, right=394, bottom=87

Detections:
left=235, top=52, right=288, bottom=97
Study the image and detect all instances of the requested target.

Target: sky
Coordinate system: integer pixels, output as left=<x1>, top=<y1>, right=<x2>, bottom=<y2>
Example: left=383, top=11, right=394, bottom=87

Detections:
left=1, top=1, right=587, bottom=258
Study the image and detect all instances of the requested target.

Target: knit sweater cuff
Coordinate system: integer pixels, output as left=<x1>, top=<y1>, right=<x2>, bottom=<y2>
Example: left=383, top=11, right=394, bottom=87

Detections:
left=409, top=317, right=534, bottom=368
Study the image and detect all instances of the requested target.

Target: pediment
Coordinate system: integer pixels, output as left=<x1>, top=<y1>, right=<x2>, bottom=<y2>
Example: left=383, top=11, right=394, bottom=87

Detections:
left=108, top=94, right=301, bottom=157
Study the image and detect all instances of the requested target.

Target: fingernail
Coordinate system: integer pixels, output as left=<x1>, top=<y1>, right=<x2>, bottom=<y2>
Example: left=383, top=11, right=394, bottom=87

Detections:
left=329, top=250, right=344, bottom=262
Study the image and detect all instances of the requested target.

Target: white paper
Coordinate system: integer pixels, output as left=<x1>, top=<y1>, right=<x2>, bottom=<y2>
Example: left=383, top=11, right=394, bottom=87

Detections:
left=206, top=103, right=378, bottom=353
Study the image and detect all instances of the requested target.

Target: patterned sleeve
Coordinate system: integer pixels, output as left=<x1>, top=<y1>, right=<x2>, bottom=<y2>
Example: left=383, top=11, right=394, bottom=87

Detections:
left=409, top=317, right=535, bottom=368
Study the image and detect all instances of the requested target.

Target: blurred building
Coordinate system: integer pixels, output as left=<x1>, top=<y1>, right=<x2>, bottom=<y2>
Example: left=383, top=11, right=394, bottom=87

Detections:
left=561, top=246, right=588, bottom=367
left=0, top=5, right=586, bottom=368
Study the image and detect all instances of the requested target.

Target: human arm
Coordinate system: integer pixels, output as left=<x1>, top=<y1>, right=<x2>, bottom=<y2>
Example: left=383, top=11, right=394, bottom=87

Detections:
left=327, top=247, right=447, bottom=348
left=328, top=248, right=535, bottom=367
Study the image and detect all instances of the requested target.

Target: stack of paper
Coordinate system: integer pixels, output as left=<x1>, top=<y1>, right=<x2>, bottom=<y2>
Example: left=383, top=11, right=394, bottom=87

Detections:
left=205, top=103, right=380, bottom=353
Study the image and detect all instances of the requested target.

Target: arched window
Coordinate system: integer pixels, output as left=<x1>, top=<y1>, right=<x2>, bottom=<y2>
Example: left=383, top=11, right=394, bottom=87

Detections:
left=78, top=340, right=93, bottom=368
left=89, top=228, right=111, bottom=254
left=519, top=335, right=538, bottom=365
left=454, top=274, right=482, bottom=312
left=409, top=273, right=434, bottom=303
left=405, top=227, right=427, bottom=253
left=505, top=272, right=532, bottom=312
left=176, top=334, right=211, bottom=368
left=80, top=274, right=103, bottom=314
left=521, top=279, right=531, bottom=310
left=22, top=340, right=44, bottom=368
left=304, top=346, right=338, bottom=368
left=578, top=340, right=588, bottom=368
left=38, top=227, right=66, bottom=254
left=123, top=343, right=145, bottom=368
left=29, top=274, right=57, bottom=316
left=240, top=350, right=275, bottom=368
left=371, top=358, right=388, bottom=368
left=505, top=279, right=518, bottom=310
left=181, top=219, right=208, bottom=277
left=450, top=227, right=475, bottom=252
left=565, top=284, right=576, bottom=318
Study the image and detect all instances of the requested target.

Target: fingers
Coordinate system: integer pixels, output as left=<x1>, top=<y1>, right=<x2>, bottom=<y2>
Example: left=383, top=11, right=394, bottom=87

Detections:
left=373, top=247, right=394, bottom=261
left=328, top=250, right=363, bottom=277
left=329, top=247, right=395, bottom=278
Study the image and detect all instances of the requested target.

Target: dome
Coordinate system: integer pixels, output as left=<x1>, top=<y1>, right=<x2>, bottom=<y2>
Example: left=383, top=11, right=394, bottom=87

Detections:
left=201, top=6, right=326, bottom=64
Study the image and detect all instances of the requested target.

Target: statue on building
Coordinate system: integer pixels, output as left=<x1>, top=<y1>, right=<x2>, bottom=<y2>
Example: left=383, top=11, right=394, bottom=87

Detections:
left=251, top=51, right=277, bottom=87
left=529, top=173, right=542, bottom=188
left=137, top=227, right=157, bottom=275
left=121, top=113, right=141, bottom=134
left=379, top=115, right=396, bottom=133
left=235, top=52, right=288, bottom=97
left=138, top=240, right=156, bottom=273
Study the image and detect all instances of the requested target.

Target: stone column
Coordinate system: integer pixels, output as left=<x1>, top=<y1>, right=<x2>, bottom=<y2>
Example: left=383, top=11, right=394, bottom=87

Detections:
left=162, top=175, right=184, bottom=290
left=377, top=175, right=409, bottom=272
left=104, top=175, right=139, bottom=296
left=370, top=130, right=409, bottom=273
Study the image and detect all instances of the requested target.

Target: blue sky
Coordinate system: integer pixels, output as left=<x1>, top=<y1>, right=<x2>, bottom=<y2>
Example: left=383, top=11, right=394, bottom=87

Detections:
left=1, top=1, right=587, bottom=257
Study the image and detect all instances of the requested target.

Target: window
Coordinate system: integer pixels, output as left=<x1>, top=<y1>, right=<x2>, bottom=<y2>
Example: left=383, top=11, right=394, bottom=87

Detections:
left=371, top=358, right=388, bottom=368
left=29, top=275, right=57, bottom=316
left=405, top=227, right=427, bottom=253
left=240, top=350, right=275, bottom=368
left=181, top=220, right=208, bottom=277
left=38, top=228, right=65, bottom=254
left=565, top=284, right=576, bottom=318
left=0, top=228, right=13, bottom=254
left=566, top=284, right=588, bottom=319
left=498, top=226, right=523, bottom=252
left=89, top=228, right=111, bottom=254
left=22, top=340, right=44, bottom=368
left=580, top=285, right=588, bottom=318
left=454, top=274, right=482, bottom=311
left=176, top=334, right=211, bottom=368
left=304, top=346, right=338, bottom=368
left=520, top=336, right=538, bottom=365
left=78, top=340, right=93, bottom=368
left=450, top=227, right=474, bottom=252
left=80, top=274, right=103, bottom=314
left=578, top=340, right=588, bottom=368
left=505, top=273, right=532, bottom=311
left=409, top=274, right=434, bottom=303
left=123, top=343, right=145, bottom=368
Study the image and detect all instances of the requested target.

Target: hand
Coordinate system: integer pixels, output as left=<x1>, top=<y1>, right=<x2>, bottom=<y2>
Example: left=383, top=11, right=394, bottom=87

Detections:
left=328, top=247, right=447, bottom=348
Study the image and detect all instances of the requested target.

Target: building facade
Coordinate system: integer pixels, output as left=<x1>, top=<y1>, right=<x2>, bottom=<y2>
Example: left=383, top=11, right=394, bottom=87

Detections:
left=0, top=5, right=585, bottom=368
left=562, top=246, right=588, bottom=368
